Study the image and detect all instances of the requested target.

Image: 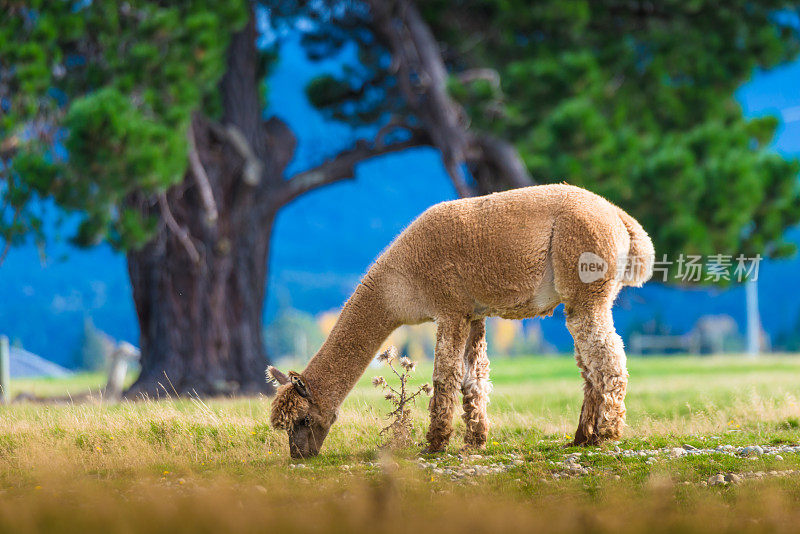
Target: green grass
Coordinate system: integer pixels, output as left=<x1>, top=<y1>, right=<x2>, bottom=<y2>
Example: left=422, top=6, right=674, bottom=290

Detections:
left=7, top=371, right=109, bottom=398
left=1, top=355, right=800, bottom=533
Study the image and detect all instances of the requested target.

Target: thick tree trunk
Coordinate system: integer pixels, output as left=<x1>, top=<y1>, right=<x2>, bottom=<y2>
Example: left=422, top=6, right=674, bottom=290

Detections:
left=123, top=9, right=425, bottom=397
left=124, top=15, right=290, bottom=397
left=125, top=119, right=279, bottom=397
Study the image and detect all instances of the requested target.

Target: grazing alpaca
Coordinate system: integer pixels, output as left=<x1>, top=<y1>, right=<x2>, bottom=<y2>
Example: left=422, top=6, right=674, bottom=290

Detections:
left=269, top=184, right=654, bottom=458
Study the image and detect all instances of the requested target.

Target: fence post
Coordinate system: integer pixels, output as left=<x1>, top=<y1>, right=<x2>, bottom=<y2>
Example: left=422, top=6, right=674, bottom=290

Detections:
left=0, top=335, right=9, bottom=404
left=105, top=342, right=139, bottom=400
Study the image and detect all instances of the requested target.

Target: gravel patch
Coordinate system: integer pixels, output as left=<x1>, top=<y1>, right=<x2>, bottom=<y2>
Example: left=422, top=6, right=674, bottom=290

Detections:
left=412, top=442, right=800, bottom=483
left=417, top=452, right=525, bottom=482
left=606, top=443, right=800, bottom=461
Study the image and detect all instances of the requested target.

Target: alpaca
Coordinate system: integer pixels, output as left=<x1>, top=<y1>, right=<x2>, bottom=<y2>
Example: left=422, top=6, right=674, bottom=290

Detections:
left=269, top=184, right=654, bottom=458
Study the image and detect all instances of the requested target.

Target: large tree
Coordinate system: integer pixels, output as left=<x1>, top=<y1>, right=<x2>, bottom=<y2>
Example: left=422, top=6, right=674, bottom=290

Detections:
left=0, top=1, right=427, bottom=395
left=305, top=0, right=800, bottom=264
left=4, top=1, right=800, bottom=396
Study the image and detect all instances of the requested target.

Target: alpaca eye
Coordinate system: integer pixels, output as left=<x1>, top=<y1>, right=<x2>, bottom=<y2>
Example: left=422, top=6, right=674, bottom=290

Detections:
left=303, top=415, right=312, bottom=427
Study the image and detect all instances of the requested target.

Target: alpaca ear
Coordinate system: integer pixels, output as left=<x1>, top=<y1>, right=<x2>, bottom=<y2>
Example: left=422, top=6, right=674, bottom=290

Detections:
left=289, top=372, right=313, bottom=401
left=266, top=366, right=289, bottom=386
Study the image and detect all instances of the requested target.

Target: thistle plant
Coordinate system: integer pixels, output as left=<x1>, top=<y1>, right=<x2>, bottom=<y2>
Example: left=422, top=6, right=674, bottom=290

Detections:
left=373, top=346, right=432, bottom=448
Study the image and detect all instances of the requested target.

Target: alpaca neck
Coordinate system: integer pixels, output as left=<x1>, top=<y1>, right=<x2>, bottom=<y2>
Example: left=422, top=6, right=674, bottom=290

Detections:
left=302, top=281, right=400, bottom=413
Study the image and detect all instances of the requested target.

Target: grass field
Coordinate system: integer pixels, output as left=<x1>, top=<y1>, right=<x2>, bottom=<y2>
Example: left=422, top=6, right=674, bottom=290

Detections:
left=1, top=355, right=800, bottom=533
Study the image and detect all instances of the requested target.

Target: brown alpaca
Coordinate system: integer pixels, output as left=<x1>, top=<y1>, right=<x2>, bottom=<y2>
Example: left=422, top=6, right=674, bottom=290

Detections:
left=269, top=184, right=654, bottom=458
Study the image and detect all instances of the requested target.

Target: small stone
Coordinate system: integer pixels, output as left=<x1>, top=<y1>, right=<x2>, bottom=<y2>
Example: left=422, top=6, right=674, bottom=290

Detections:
left=775, top=455, right=784, bottom=461
left=670, top=447, right=687, bottom=458
left=724, top=473, right=742, bottom=485
left=740, top=446, right=763, bottom=457
left=708, top=474, right=726, bottom=486
left=613, top=475, right=621, bottom=481
left=682, top=444, right=698, bottom=451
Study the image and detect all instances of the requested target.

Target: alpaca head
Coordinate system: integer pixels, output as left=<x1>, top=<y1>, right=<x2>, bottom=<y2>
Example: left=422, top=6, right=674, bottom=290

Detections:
left=268, top=367, right=336, bottom=459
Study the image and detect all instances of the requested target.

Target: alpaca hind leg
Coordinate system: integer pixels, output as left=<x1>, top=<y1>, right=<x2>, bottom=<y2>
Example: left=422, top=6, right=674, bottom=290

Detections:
left=462, top=318, right=492, bottom=449
left=571, top=343, right=604, bottom=446
left=425, top=317, right=470, bottom=453
left=566, top=306, right=628, bottom=445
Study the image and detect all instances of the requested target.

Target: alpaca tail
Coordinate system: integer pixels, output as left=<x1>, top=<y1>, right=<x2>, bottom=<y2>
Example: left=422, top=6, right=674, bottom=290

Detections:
left=617, top=207, right=655, bottom=287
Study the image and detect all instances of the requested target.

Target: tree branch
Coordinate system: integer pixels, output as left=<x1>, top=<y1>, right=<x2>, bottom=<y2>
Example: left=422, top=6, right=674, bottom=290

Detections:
left=456, top=68, right=501, bottom=90
left=158, top=193, right=200, bottom=264
left=368, top=0, right=476, bottom=197
left=186, top=120, right=218, bottom=225
left=471, top=133, right=534, bottom=189
left=224, top=124, right=264, bottom=186
left=0, top=206, right=21, bottom=267
left=280, top=133, right=429, bottom=205
left=367, top=0, right=535, bottom=196
left=375, top=116, right=409, bottom=149
left=207, top=120, right=264, bottom=187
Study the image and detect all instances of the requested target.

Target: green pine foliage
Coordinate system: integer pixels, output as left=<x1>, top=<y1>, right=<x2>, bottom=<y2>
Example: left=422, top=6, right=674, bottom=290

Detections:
left=0, top=1, right=248, bottom=250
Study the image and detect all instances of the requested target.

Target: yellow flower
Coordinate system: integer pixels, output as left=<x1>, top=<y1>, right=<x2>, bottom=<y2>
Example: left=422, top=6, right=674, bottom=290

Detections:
left=34, top=485, right=42, bottom=491
left=163, top=470, right=170, bottom=475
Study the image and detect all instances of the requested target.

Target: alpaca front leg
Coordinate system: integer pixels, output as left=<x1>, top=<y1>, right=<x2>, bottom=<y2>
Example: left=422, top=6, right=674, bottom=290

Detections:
left=425, top=317, right=470, bottom=453
left=462, top=318, right=492, bottom=449
left=567, top=307, right=628, bottom=446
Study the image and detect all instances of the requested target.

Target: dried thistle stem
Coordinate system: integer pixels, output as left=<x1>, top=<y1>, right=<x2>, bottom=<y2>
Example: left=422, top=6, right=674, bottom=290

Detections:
left=373, top=347, right=432, bottom=449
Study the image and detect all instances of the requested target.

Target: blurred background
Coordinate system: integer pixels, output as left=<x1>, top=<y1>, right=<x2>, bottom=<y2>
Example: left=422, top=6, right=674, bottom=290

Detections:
left=1, top=1, right=799, bottom=395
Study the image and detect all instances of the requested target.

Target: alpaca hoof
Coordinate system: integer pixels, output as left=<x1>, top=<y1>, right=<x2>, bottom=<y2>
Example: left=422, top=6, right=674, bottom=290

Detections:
left=570, top=436, right=602, bottom=447
left=461, top=441, right=487, bottom=452
left=421, top=445, right=446, bottom=455
left=570, top=427, right=600, bottom=447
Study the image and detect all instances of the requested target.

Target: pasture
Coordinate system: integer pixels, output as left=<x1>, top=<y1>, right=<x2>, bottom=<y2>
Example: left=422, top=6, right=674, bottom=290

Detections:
left=1, top=355, right=800, bottom=533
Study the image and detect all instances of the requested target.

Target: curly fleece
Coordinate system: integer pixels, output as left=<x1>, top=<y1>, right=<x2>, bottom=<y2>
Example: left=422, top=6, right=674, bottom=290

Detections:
left=270, top=184, right=654, bottom=453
